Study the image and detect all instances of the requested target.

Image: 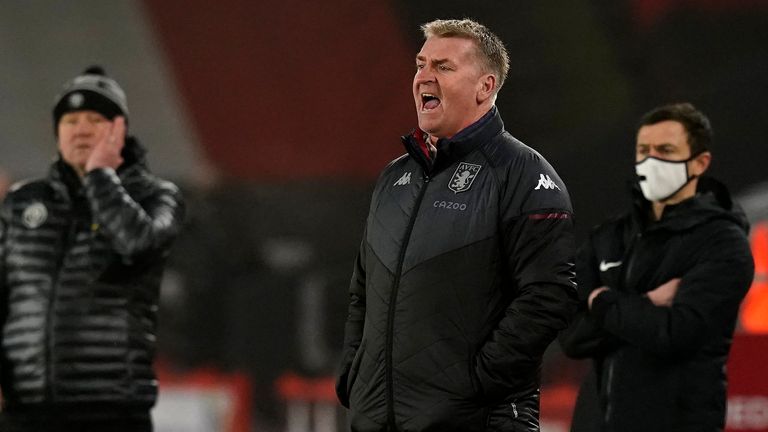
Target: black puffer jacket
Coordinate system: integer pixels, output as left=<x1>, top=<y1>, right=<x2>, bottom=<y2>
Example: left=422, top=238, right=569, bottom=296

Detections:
left=0, top=138, right=184, bottom=412
left=560, top=179, right=754, bottom=432
left=336, top=110, right=578, bottom=431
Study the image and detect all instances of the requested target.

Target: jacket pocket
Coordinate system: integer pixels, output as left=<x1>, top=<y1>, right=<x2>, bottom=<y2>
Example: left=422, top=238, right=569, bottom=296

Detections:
left=347, top=338, right=367, bottom=397
left=468, top=352, right=483, bottom=399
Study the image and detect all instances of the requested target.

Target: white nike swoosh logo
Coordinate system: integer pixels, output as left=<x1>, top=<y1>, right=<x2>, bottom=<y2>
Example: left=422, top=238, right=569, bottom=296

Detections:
left=599, top=260, right=623, bottom=272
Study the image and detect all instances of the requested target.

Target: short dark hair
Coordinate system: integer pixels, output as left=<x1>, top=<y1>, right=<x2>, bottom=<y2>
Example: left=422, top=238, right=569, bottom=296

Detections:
left=638, top=103, right=713, bottom=155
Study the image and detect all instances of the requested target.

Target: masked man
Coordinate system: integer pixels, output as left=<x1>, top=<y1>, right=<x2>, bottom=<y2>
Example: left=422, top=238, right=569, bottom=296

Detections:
left=561, top=103, right=754, bottom=432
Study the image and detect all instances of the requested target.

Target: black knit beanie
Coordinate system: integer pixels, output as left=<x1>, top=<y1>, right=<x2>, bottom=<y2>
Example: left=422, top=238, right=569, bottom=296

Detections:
left=52, top=66, right=128, bottom=133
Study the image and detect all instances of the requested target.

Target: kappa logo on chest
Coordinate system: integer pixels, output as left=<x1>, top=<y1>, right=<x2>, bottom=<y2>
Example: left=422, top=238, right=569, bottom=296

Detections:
left=448, top=162, right=482, bottom=193
left=393, top=171, right=411, bottom=186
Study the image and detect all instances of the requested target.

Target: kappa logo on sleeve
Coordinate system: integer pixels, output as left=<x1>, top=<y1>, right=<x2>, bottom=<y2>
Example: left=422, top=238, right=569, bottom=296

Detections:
left=448, top=162, right=482, bottom=193
left=534, top=174, right=561, bottom=191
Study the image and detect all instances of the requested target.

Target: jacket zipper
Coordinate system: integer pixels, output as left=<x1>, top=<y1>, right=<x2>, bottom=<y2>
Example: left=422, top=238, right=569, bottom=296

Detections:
left=622, top=232, right=642, bottom=288
left=45, top=218, right=77, bottom=403
left=386, top=173, right=430, bottom=429
left=604, top=231, right=642, bottom=426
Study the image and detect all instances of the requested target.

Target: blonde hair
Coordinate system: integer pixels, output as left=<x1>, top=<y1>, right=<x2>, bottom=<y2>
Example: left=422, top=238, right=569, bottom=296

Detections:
left=421, top=19, right=510, bottom=93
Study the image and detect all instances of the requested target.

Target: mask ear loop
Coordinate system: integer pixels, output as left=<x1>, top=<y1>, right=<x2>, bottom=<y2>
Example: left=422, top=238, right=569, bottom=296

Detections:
left=684, top=150, right=708, bottom=182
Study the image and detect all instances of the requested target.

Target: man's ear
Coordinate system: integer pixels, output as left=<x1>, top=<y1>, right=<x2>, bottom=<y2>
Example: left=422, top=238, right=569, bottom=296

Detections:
left=477, top=74, right=496, bottom=104
left=691, top=151, right=712, bottom=176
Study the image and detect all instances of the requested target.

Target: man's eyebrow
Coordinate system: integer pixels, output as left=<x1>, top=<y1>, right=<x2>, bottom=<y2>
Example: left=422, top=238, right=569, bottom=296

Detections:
left=415, top=55, right=450, bottom=64
left=636, top=142, right=674, bottom=146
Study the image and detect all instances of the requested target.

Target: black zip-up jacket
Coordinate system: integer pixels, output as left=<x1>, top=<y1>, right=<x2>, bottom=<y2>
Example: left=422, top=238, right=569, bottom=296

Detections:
left=336, top=109, right=578, bottom=431
left=0, top=138, right=184, bottom=415
left=560, top=179, right=754, bottom=432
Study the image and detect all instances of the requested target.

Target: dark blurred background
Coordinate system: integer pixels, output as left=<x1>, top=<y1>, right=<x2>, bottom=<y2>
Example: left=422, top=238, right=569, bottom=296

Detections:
left=2, top=1, right=768, bottom=431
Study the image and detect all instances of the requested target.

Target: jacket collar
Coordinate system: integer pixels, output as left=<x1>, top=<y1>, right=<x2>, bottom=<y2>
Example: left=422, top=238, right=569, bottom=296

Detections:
left=49, top=159, right=82, bottom=202
left=631, top=176, right=750, bottom=234
left=401, top=106, right=504, bottom=175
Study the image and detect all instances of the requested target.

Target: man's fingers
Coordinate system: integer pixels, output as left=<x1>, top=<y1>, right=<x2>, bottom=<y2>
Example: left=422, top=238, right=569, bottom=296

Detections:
left=110, top=116, right=126, bottom=148
left=667, top=279, right=681, bottom=293
left=660, top=278, right=681, bottom=291
left=588, top=286, right=610, bottom=310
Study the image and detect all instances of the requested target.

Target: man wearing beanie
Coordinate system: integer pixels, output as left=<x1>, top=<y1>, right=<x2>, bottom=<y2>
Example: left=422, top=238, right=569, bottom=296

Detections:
left=0, top=66, right=184, bottom=432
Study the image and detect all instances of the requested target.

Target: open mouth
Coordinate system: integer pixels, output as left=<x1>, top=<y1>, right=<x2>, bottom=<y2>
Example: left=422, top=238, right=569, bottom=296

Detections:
left=421, top=93, right=441, bottom=111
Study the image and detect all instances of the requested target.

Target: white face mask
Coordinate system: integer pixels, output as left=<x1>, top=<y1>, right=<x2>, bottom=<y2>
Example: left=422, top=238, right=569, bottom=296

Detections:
left=635, top=156, right=694, bottom=202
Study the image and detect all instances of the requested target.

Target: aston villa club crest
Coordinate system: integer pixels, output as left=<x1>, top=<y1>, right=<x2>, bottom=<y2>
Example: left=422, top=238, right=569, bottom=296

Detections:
left=448, top=162, right=482, bottom=193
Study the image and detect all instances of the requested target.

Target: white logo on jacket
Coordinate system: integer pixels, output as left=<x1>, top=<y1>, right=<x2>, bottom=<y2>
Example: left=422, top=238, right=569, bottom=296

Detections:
left=448, top=162, right=482, bottom=193
left=22, top=202, right=48, bottom=229
left=534, top=174, right=560, bottom=190
left=599, top=260, right=622, bottom=272
left=433, top=200, right=467, bottom=211
left=393, top=172, right=411, bottom=186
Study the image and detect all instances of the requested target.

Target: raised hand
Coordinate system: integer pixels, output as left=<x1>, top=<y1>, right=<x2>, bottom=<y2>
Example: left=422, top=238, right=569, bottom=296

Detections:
left=86, top=116, right=125, bottom=172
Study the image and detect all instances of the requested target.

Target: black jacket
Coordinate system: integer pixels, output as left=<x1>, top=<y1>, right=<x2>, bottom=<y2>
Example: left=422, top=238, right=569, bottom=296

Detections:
left=336, top=109, right=578, bottom=431
left=0, top=138, right=184, bottom=414
left=560, top=179, right=754, bottom=432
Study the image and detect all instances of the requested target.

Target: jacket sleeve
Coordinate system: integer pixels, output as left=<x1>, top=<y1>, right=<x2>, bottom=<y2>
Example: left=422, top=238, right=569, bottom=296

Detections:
left=474, top=153, right=578, bottom=400
left=0, top=198, right=8, bottom=350
left=335, top=232, right=367, bottom=408
left=0, top=195, right=12, bottom=381
left=475, top=211, right=578, bottom=400
left=591, top=224, right=754, bottom=359
left=83, top=168, right=184, bottom=258
left=559, top=238, right=622, bottom=358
